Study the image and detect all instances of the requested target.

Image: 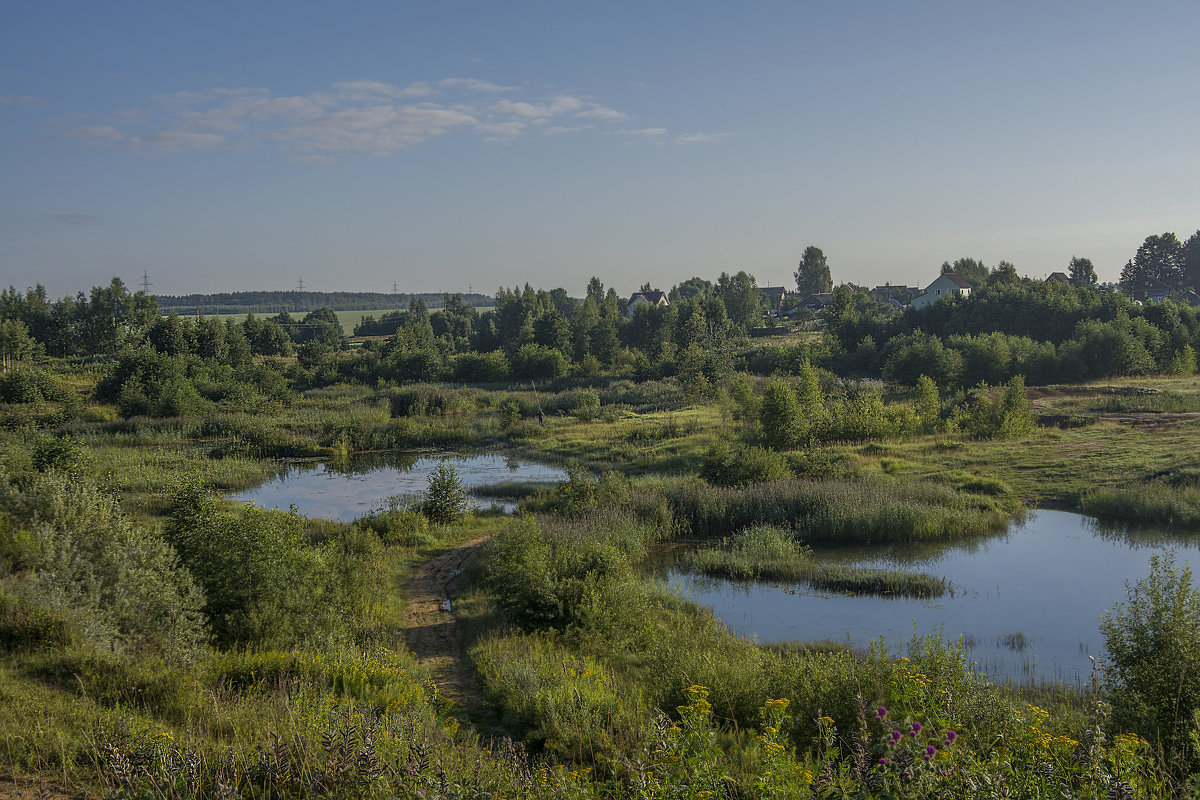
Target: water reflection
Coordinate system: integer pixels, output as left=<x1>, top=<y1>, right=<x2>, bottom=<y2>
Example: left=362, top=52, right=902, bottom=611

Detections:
left=230, top=451, right=567, bottom=522
left=664, top=510, right=1200, bottom=686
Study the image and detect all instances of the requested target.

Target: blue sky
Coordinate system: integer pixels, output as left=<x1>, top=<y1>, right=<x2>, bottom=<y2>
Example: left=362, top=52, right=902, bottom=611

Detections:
left=2, top=1, right=1197, bottom=298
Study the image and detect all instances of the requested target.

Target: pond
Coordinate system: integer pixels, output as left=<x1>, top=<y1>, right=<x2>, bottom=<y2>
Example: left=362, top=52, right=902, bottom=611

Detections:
left=665, top=510, right=1200, bottom=686
left=229, top=451, right=567, bottom=522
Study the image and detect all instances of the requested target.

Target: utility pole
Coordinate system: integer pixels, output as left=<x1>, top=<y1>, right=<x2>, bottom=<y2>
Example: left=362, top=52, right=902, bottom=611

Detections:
left=140, top=270, right=153, bottom=294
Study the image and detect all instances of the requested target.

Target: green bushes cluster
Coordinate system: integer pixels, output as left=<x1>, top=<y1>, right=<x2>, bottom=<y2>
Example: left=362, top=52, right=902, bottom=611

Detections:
left=483, top=511, right=662, bottom=632
left=0, top=471, right=206, bottom=658
left=165, top=485, right=380, bottom=648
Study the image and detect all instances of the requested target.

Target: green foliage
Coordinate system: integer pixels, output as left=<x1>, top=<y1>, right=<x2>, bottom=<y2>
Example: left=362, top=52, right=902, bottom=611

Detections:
left=1102, top=551, right=1200, bottom=773
left=700, top=441, right=789, bottom=486
left=955, top=376, right=1037, bottom=440
left=914, top=374, right=941, bottom=432
left=484, top=511, right=660, bottom=632
left=423, top=460, right=467, bottom=524
left=759, top=377, right=800, bottom=449
left=794, top=245, right=832, bottom=296
left=1, top=471, right=205, bottom=658
left=165, top=485, right=336, bottom=648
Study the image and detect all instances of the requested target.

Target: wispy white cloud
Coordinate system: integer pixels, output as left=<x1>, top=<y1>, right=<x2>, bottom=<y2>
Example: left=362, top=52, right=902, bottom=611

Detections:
left=673, top=132, right=727, bottom=144
left=613, top=127, right=669, bottom=137
left=575, top=106, right=627, bottom=120
left=332, top=80, right=432, bottom=100
left=438, top=77, right=515, bottom=92
left=56, top=79, right=706, bottom=159
left=489, top=95, right=583, bottom=118
left=0, top=95, right=47, bottom=109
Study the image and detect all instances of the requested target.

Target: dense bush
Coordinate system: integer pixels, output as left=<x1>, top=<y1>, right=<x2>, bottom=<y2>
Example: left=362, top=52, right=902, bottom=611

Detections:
left=165, top=485, right=352, bottom=648
left=1102, top=551, right=1200, bottom=774
left=0, top=471, right=205, bottom=658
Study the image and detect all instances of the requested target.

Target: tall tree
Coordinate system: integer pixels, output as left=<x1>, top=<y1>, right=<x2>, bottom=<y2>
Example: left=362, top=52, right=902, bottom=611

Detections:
left=941, top=258, right=989, bottom=287
left=1183, top=230, right=1200, bottom=291
left=1123, top=233, right=1185, bottom=293
left=1068, top=256, right=1098, bottom=288
left=989, top=261, right=1020, bottom=286
left=794, top=246, right=832, bottom=295
left=585, top=277, right=605, bottom=304
left=717, top=270, right=763, bottom=331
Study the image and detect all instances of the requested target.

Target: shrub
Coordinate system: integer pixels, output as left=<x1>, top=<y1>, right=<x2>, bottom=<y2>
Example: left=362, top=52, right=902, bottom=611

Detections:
left=0, top=471, right=205, bottom=659
left=166, top=485, right=332, bottom=648
left=700, top=441, right=789, bottom=486
left=1102, top=550, right=1200, bottom=772
left=423, top=461, right=467, bottom=524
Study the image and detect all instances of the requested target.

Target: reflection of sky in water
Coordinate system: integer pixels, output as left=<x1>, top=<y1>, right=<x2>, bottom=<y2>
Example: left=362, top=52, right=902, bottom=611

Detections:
left=667, top=510, right=1200, bottom=686
left=230, top=452, right=566, bottom=522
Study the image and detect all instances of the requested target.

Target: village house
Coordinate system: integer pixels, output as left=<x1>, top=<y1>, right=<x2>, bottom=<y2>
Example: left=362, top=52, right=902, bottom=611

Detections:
left=1045, top=272, right=1070, bottom=284
left=793, top=292, right=834, bottom=313
left=760, top=286, right=788, bottom=315
left=910, top=273, right=973, bottom=309
left=1131, top=277, right=1169, bottom=304
left=625, top=290, right=669, bottom=317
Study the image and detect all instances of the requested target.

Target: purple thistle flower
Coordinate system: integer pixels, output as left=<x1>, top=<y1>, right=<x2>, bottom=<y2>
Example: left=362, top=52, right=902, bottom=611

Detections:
left=926, top=744, right=937, bottom=755
left=923, top=752, right=932, bottom=761
left=879, top=757, right=888, bottom=765
left=945, top=730, right=957, bottom=741
left=876, top=706, right=888, bottom=719
left=911, top=721, right=922, bottom=732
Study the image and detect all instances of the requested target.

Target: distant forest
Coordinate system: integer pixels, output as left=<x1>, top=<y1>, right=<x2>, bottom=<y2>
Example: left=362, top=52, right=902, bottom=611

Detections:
left=156, top=290, right=495, bottom=315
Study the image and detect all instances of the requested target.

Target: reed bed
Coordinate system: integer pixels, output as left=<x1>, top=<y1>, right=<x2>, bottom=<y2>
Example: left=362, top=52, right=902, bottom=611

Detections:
left=667, top=477, right=1014, bottom=543
left=682, top=525, right=948, bottom=598
left=1082, top=481, right=1200, bottom=528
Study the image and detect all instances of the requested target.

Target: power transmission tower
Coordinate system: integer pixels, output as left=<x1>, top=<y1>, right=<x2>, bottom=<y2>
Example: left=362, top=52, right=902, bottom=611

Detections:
left=140, top=270, right=153, bottom=294
left=393, top=281, right=398, bottom=294
left=297, top=277, right=306, bottom=291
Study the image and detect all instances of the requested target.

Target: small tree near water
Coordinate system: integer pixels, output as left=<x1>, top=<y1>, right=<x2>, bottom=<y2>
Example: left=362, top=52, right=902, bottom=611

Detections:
left=424, top=461, right=467, bottom=524
left=1101, top=550, right=1200, bottom=773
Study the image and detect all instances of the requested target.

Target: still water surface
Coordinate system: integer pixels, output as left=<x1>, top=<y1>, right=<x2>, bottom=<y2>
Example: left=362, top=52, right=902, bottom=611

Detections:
left=230, top=451, right=567, bottom=522
left=667, top=510, right=1200, bottom=685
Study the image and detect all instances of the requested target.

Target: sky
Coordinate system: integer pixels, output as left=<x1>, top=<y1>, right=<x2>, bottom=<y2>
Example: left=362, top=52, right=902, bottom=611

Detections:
left=2, top=1, right=1198, bottom=299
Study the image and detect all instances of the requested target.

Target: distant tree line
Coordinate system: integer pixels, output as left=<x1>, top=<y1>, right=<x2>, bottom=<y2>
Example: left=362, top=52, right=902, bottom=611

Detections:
left=156, top=290, right=494, bottom=315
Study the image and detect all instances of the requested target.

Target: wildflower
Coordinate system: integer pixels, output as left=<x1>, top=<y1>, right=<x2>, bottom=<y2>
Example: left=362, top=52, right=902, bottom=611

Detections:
left=910, top=721, right=923, bottom=736
left=878, top=757, right=888, bottom=765
left=945, top=730, right=957, bottom=741
left=923, top=753, right=932, bottom=761
left=875, top=706, right=888, bottom=720
left=926, top=744, right=937, bottom=756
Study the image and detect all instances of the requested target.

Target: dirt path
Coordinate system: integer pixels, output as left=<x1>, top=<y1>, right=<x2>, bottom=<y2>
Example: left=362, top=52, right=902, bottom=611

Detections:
left=403, top=534, right=495, bottom=722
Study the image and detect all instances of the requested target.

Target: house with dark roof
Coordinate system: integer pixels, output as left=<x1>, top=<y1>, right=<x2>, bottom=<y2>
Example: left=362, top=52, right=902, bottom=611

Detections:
left=1045, top=272, right=1070, bottom=284
left=626, top=290, right=670, bottom=316
left=793, top=292, right=834, bottom=312
left=1131, top=277, right=1169, bottom=304
left=760, top=286, right=788, bottom=314
left=910, top=273, right=973, bottom=309
left=869, top=285, right=918, bottom=309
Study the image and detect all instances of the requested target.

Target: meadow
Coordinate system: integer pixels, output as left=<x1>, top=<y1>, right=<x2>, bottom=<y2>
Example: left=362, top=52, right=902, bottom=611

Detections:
left=5, top=282, right=1200, bottom=795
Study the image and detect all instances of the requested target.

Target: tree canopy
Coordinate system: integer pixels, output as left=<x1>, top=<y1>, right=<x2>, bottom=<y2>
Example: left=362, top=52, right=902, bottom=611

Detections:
left=794, top=246, right=832, bottom=296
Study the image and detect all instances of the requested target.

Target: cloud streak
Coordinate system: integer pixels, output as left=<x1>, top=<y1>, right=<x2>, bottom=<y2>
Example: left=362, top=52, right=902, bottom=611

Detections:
left=59, top=78, right=722, bottom=158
